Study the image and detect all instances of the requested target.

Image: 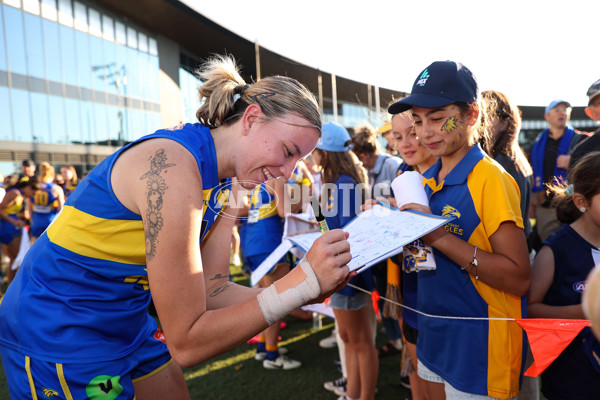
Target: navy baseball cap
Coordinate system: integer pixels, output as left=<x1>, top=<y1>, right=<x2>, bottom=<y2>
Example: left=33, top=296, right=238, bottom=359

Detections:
left=388, top=61, right=479, bottom=114
left=316, top=122, right=353, bottom=152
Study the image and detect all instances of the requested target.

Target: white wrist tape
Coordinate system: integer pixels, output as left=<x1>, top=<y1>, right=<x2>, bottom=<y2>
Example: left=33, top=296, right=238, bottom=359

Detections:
left=257, top=257, right=321, bottom=326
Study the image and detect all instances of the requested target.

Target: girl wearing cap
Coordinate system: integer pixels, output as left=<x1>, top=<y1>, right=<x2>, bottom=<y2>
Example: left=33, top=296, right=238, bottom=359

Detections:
left=0, top=54, right=353, bottom=399
left=313, top=121, right=377, bottom=400
left=389, top=61, right=530, bottom=400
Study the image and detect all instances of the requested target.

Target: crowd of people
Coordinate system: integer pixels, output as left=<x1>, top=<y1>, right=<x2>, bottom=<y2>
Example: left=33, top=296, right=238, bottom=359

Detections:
left=0, top=54, right=599, bottom=400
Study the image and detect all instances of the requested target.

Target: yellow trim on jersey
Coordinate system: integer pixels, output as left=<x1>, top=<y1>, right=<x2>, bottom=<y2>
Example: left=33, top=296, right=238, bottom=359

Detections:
left=56, top=364, right=74, bottom=400
left=25, top=356, right=39, bottom=400
left=467, top=158, right=524, bottom=398
left=46, top=205, right=146, bottom=265
left=131, top=358, right=173, bottom=383
left=250, top=188, right=278, bottom=220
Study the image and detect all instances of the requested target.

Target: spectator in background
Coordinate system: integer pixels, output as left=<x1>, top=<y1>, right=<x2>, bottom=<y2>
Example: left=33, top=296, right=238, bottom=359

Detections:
left=19, top=159, right=36, bottom=180
left=314, top=121, right=377, bottom=400
left=351, top=122, right=404, bottom=359
left=60, top=164, right=79, bottom=198
left=528, top=152, right=600, bottom=400
left=0, top=177, right=38, bottom=285
left=30, top=162, right=65, bottom=243
left=377, top=120, right=399, bottom=156
left=481, top=90, right=533, bottom=243
left=529, top=100, right=585, bottom=244
left=569, top=79, right=600, bottom=169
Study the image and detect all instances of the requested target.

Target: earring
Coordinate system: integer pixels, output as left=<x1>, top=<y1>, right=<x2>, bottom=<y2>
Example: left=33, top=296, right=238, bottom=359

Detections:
left=580, top=207, right=586, bottom=213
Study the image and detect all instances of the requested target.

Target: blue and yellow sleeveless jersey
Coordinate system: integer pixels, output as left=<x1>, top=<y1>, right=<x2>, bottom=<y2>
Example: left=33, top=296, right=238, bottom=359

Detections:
left=0, top=123, right=226, bottom=363
left=242, top=184, right=283, bottom=259
left=417, top=144, right=525, bottom=398
left=2, top=188, right=23, bottom=216
left=30, top=182, right=60, bottom=236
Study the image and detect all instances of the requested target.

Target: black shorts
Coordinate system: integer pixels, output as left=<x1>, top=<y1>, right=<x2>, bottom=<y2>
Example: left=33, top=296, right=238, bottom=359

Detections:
left=402, top=320, right=418, bottom=345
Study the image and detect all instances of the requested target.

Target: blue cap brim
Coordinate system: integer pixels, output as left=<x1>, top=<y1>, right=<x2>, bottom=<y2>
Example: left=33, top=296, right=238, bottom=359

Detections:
left=388, top=93, right=457, bottom=114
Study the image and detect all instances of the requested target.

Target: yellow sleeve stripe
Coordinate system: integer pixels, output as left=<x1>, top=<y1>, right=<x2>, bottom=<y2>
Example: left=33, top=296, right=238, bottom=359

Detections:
left=47, top=205, right=146, bottom=265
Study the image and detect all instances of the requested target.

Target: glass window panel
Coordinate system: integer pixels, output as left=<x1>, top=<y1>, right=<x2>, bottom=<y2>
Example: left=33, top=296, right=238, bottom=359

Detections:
left=30, top=92, right=51, bottom=143
left=126, top=26, right=136, bottom=49
left=94, top=102, right=108, bottom=143
left=24, top=13, right=45, bottom=79
left=148, top=38, right=157, bottom=56
left=57, top=0, right=71, bottom=26
left=79, top=100, right=95, bottom=144
left=59, top=25, right=77, bottom=86
left=10, top=89, right=33, bottom=142
left=150, top=55, right=159, bottom=102
left=103, top=40, right=117, bottom=94
left=43, top=19, right=61, bottom=82
left=102, top=15, right=113, bottom=41
left=0, top=7, right=9, bottom=69
left=3, top=0, right=21, bottom=8
left=138, top=52, right=148, bottom=99
left=89, top=36, right=105, bottom=92
left=0, top=87, right=13, bottom=140
left=115, top=21, right=126, bottom=45
left=48, top=95, right=66, bottom=143
left=73, top=1, right=86, bottom=32
left=64, top=97, right=82, bottom=144
left=74, top=31, right=91, bottom=88
left=41, top=0, right=57, bottom=21
left=106, top=104, right=120, bottom=144
left=137, top=32, right=147, bottom=53
left=4, top=6, right=27, bottom=75
left=126, top=47, right=140, bottom=98
left=23, top=0, right=40, bottom=15
left=125, top=108, right=140, bottom=142
left=88, top=7, right=101, bottom=37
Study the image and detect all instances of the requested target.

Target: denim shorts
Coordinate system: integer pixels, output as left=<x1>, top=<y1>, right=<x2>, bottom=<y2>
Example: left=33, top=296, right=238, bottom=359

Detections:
left=417, top=360, right=516, bottom=400
left=329, top=291, right=370, bottom=311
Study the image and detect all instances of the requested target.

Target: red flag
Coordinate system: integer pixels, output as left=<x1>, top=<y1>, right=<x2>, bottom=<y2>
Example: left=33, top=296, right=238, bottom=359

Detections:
left=371, top=290, right=381, bottom=322
left=516, top=319, right=591, bottom=377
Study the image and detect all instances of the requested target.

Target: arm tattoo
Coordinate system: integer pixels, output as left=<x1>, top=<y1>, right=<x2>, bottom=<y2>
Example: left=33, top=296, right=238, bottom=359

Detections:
left=210, top=274, right=228, bottom=281
left=141, top=149, right=176, bottom=259
left=209, top=282, right=231, bottom=297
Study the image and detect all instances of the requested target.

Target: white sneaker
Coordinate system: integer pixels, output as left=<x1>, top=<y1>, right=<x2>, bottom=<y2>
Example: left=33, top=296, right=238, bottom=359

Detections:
left=231, top=253, right=242, bottom=266
left=263, top=355, right=301, bottom=370
left=254, top=346, right=287, bottom=361
left=324, top=376, right=346, bottom=394
left=319, top=329, right=338, bottom=348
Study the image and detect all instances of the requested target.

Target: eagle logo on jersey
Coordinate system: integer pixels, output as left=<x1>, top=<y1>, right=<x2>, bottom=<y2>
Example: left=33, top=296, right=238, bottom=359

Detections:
left=43, top=388, right=59, bottom=397
left=441, top=205, right=461, bottom=219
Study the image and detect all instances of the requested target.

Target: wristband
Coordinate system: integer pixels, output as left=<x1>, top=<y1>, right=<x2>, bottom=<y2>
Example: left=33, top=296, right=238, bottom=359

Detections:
left=257, top=257, right=321, bottom=325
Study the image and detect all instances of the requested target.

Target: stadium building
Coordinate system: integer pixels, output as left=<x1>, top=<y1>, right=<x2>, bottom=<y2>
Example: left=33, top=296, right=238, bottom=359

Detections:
left=0, top=0, right=593, bottom=176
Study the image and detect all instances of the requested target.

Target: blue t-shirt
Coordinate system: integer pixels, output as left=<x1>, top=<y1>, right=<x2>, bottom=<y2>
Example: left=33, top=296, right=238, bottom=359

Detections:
left=324, top=174, right=374, bottom=296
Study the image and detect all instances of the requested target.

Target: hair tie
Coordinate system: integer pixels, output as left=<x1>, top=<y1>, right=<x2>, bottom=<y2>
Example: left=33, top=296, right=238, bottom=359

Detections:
left=564, top=184, right=574, bottom=196
left=233, top=84, right=250, bottom=103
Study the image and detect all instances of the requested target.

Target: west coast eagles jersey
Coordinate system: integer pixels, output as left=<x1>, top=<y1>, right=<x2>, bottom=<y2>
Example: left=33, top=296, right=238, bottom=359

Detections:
left=0, top=123, right=226, bottom=363
left=418, top=144, right=525, bottom=399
